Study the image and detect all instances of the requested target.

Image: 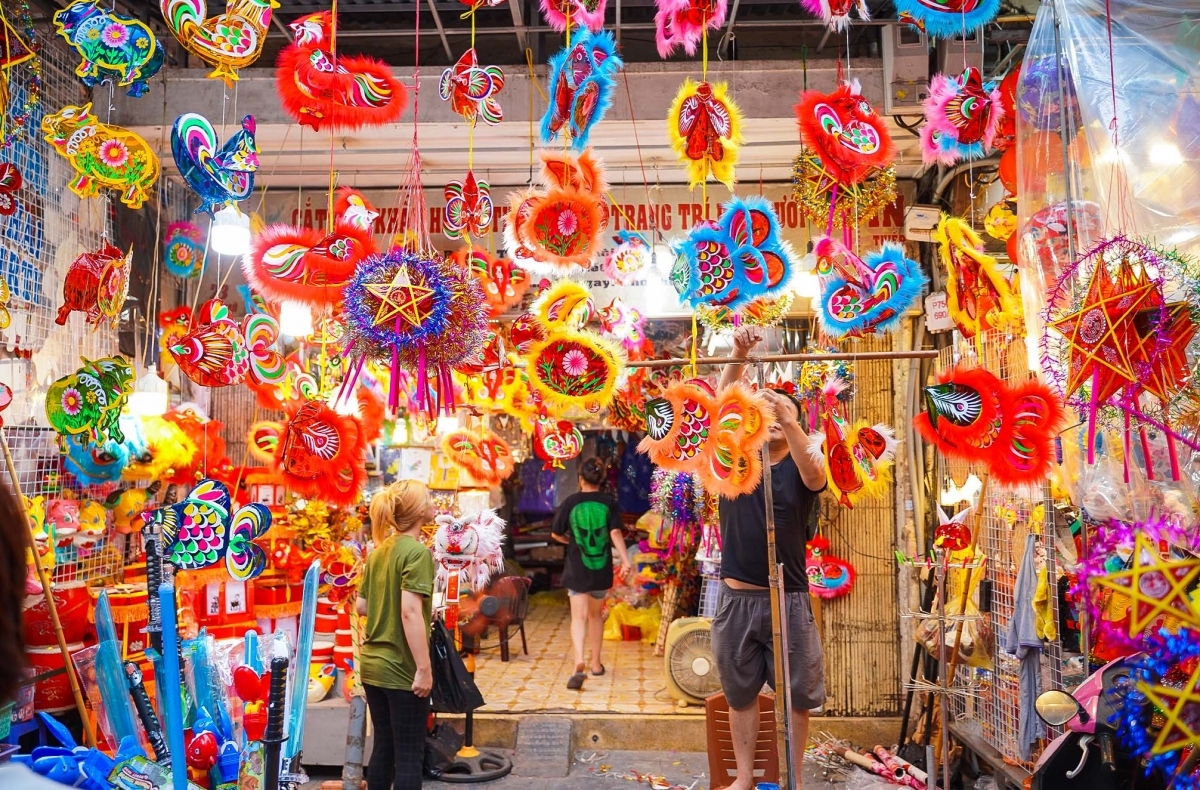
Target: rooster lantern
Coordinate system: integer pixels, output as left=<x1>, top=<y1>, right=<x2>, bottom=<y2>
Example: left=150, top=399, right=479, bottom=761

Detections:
left=160, top=0, right=277, bottom=86
left=432, top=509, right=506, bottom=595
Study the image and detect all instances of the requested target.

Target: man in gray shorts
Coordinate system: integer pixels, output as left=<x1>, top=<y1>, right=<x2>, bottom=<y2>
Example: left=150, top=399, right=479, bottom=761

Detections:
left=710, top=326, right=828, bottom=790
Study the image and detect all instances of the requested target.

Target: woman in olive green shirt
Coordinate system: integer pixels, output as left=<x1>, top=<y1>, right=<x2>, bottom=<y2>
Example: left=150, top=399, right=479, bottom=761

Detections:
left=356, top=480, right=437, bottom=790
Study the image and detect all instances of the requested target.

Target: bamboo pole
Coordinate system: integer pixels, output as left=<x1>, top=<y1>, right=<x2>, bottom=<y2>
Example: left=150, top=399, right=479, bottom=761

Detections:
left=626, top=350, right=939, bottom=369
left=0, top=427, right=95, bottom=747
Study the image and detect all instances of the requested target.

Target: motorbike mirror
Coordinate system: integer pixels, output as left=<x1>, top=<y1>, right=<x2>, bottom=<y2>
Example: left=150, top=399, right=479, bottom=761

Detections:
left=1035, top=689, right=1082, bottom=726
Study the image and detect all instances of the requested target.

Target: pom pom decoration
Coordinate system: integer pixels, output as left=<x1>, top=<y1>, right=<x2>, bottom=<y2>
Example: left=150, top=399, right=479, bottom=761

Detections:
left=277, top=12, right=407, bottom=132
left=894, top=0, right=1000, bottom=39
left=799, top=0, right=868, bottom=32
left=504, top=150, right=609, bottom=276
left=441, top=430, right=515, bottom=486
left=669, top=194, right=798, bottom=313
left=439, top=48, right=505, bottom=126
left=654, top=0, right=727, bottom=59
left=244, top=187, right=379, bottom=308
left=55, top=241, right=132, bottom=329
left=164, top=221, right=204, bottom=278
left=638, top=379, right=774, bottom=499
left=667, top=79, right=743, bottom=190
left=814, top=237, right=926, bottom=339
left=933, top=214, right=1023, bottom=339
left=806, top=535, right=855, bottom=598
left=913, top=366, right=1065, bottom=488
left=540, top=30, right=623, bottom=150
left=41, top=104, right=159, bottom=209
left=143, top=478, right=271, bottom=580
left=539, top=0, right=607, bottom=33
left=433, top=509, right=507, bottom=594
left=159, top=0, right=276, bottom=87
left=808, top=378, right=896, bottom=509
left=795, top=81, right=894, bottom=187
left=274, top=401, right=368, bottom=507
left=46, top=356, right=133, bottom=449
left=172, top=113, right=260, bottom=215
left=52, top=0, right=164, bottom=98
left=454, top=248, right=529, bottom=317
left=920, top=67, right=1004, bottom=166
left=169, top=299, right=286, bottom=389
left=443, top=170, right=493, bottom=241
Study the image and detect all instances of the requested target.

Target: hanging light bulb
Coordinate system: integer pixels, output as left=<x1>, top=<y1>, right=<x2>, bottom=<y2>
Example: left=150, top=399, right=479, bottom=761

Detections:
left=794, top=251, right=820, bottom=298
left=210, top=205, right=251, bottom=256
left=127, top=365, right=169, bottom=417
left=279, top=301, right=313, bottom=337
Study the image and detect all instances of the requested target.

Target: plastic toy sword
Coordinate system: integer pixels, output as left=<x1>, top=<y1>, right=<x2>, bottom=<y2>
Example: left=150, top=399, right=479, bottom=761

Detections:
left=94, top=591, right=141, bottom=746
left=124, top=660, right=169, bottom=760
left=284, top=562, right=320, bottom=765
left=159, top=582, right=188, bottom=790
left=144, top=529, right=164, bottom=653
left=263, top=655, right=289, bottom=790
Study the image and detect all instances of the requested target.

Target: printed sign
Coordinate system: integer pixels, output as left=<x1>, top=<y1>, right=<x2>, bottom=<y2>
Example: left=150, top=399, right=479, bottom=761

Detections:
left=925, top=291, right=954, bottom=333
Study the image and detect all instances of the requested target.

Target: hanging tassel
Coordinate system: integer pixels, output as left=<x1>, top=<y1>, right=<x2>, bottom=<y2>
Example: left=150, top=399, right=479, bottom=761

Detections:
left=1139, top=425, right=1154, bottom=481
left=389, top=347, right=400, bottom=412
left=1086, top=367, right=1100, bottom=466
left=1168, top=431, right=1181, bottom=482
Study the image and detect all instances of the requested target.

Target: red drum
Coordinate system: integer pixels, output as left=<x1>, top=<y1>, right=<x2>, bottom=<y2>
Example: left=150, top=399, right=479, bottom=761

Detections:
left=334, top=629, right=353, bottom=648
left=314, top=613, right=337, bottom=634
left=23, top=585, right=92, bottom=646
left=333, top=646, right=353, bottom=671
left=312, top=641, right=335, bottom=663
left=26, top=642, right=84, bottom=712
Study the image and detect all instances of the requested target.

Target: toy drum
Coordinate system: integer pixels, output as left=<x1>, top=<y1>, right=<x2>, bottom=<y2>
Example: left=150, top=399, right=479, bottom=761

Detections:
left=317, top=597, right=338, bottom=618
left=337, top=610, right=351, bottom=631
left=312, top=641, right=335, bottom=664
left=334, top=629, right=353, bottom=648
left=333, top=646, right=353, bottom=671
left=315, top=613, right=337, bottom=634
left=24, top=584, right=92, bottom=646
left=26, top=642, right=84, bottom=712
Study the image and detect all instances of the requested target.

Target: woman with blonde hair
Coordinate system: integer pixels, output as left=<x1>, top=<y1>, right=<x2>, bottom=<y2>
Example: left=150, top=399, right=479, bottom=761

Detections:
left=356, top=480, right=437, bottom=790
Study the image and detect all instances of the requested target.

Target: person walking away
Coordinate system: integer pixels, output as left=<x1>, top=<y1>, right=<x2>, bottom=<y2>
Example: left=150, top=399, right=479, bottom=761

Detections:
left=711, top=326, right=828, bottom=790
left=356, top=480, right=437, bottom=790
left=552, top=457, right=633, bottom=690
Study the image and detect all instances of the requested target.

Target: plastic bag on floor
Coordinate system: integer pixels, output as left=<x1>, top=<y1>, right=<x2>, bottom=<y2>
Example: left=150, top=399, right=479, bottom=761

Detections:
left=602, top=601, right=661, bottom=643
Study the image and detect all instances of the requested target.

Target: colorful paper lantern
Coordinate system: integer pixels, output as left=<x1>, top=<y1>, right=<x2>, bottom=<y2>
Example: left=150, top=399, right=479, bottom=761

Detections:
left=505, top=149, right=609, bottom=276
left=541, top=30, right=622, bottom=150
left=169, top=298, right=285, bottom=389
left=438, top=48, right=504, bottom=125
left=172, top=113, right=259, bottom=215
left=441, top=430, right=515, bottom=486
left=667, top=79, right=743, bottom=190
left=274, top=401, right=368, bottom=507
left=799, top=0, right=868, bottom=31
left=46, top=355, right=134, bottom=449
left=933, top=214, right=1023, bottom=338
left=539, top=0, right=607, bottom=32
left=814, top=237, right=927, bottom=339
left=42, top=104, right=159, bottom=209
left=920, top=67, right=1004, bottom=166
left=160, top=0, right=276, bottom=87
left=533, top=416, right=583, bottom=469
left=808, top=377, right=895, bottom=509
left=795, top=81, right=895, bottom=187
left=894, top=0, right=1000, bottom=38
left=144, top=478, right=271, bottom=580
left=55, top=241, right=131, bottom=329
left=52, top=0, right=164, bottom=97
left=654, top=0, right=727, bottom=58
left=164, top=221, right=205, bottom=278
left=454, top=247, right=529, bottom=318
left=443, top=170, right=493, bottom=241
left=0, top=163, right=22, bottom=216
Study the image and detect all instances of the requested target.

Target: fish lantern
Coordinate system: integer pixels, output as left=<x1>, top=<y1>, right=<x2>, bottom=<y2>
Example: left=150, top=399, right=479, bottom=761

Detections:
left=55, top=242, right=131, bottom=329
left=169, top=299, right=285, bottom=389
left=46, top=356, right=134, bottom=449
left=53, top=0, right=164, bottom=97
left=439, top=48, right=505, bottom=125
left=42, top=104, right=160, bottom=209
left=143, top=479, right=272, bottom=580
left=795, top=81, right=894, bottom=188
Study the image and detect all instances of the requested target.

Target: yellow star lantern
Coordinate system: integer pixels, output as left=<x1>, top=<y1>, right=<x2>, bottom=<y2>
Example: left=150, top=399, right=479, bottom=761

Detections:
left=1093, top=533, right=1200, bottom=639
left=365, top=267, right=434, bottom=329
left=1139, top=658, right=1200, bottom=755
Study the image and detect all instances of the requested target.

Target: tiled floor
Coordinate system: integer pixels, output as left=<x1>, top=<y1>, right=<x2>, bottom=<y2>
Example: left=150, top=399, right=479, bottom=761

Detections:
left=471, top=594, right=697, bottom=715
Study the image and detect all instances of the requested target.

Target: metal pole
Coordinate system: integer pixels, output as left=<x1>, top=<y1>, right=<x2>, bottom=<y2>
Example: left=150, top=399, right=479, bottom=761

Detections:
left=626, top=350, right=939, bottom=370
left=756, top=360, right=793, bottom=790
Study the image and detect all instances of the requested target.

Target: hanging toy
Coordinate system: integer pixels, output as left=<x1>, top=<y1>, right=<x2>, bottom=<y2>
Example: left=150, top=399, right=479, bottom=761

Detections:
left=540, top=0, right=607, bottom=32
left=670, top=194, right=799, bottom=313
left=814, top=237, right=927, bottom=339
left=799, top=0, right=868, bottom=32
left=439, top=48, right=505, bottom=125
left=933, top=506, right=972, bottom=552
left=667, top=79, right=743, bottom=191
left=505, top=150, right=610, bottom=276
left=169, top=298, right=285, bottom=389
left=541, top=30, right=623, bottom=150
left=274, top=401, right=368, bottom=507
left=55, top=241, right=132, bottom=329
left=454, top=248, right=529, bottom=318
left=441, top=430, right=515, bottom=486
left=603, top=231, right=651, bottom=285
left=532, top=279, right=595, bottom=329
left=933, top=214, right=1023, bottom=338
left=277, top=12, right=408, bottom=132
left=158, top=306, right=193, bottom=377
left=894, top=0, right=1000, bottom=38
left=443, top=170, right=493, bottom=241
left=172, top=113, right=260, bottom=215
left=534, top=415, right=584, bottom=469
left=654, top=0, right=728, bottom=58
left=806, top=535, right=856, bottom=598
left=807, top=377, right=896, bottom=509
left=795, top=81, right=895, bottom=188
left=524, top=330, right=624, bottom=414
left=143, top=478, right=272, bottom=580
left=433, top=509, right=507, bottom=628
left=245, top=188, right=380, bottom=308
left=0, top=163, right=21, bottom=216
left=46, top=356, right=134, bottom=449
left=164, top=221, right=205, bottom=278
left=921, top=67, right=1004, bottom=166
left=598, top=299, right=650, bottom=357
left=42, top=104, right=159, bottom=209
left=53, top=1, right=164, bottom=98
left=160, top=0, right=277, bottom=87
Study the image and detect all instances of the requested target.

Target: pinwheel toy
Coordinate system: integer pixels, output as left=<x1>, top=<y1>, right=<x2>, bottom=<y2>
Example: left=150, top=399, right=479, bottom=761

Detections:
left=667, top=80, right=743, bottom=190
left=53, top=0, right=164, bottom=97
left=277, top=12, right=407, bottom=132
left=172, top=113, right=260, bottom=215
left=160, top=0, right=276, bottom=86
left=921, top=67, right=1004, bottom=166
left=654, top=0, right=727, bottom=58
left=274, top=401, right=368, bottom=507
left=799, top=0, right=868, bottom=31
left=164, top=221, right=205, bottom=278
left=795, top=81, right=895, bottom=188
left=540, top=0, right=607, bottom=32
left=814, top=236, right=927, bottom=339
left=169, top=298, right=286, bottom=389
left=443, top=170, right=493, bottom=241
left=46, top=356, right=134, bottom=449
left=454, top=247, right=529, bottom=317
left=933, top=214, right=1023, bottom=338
left=439, top=48, right=504, bottom=125
left=245, top=188, right=380, bottom=308
left=894, top=0, right=1000, bottom=38
left=0, top=163, right=20, bottom=216
left=441, top=430, right=515, bottom=486
left=54, top=241, right=132, bottom=329
left=541, top=30, right=623, bottom=149
left=807, top=377, right=896, bottom=508
left=142, top=478, right=271, bottom=580
left=42, top=104, right=159, bottom=209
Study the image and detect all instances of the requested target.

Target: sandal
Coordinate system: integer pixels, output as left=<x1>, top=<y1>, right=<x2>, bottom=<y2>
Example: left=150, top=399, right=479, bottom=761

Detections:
left=566, top=672, right=587, bottom=690
left=591, top=665, right=606, bottom=677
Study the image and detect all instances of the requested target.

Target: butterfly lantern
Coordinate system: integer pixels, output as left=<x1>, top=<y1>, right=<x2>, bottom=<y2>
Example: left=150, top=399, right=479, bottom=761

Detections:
left=170, top=299, right=286, bottom=389
left=654, top=0, right=728, bottom=58
left=541, top=30, right=623, bottom=149
left=813, top=236, right=927, bottom=339
left=443, top=170, right=493, bottom=241
left=274, top=401, right=368, bottom=507
left=894, top=0, right=1000, bottom=38
left=933, top=214, right=1023, bottom=338
left=42, top=104, right=160, bottom=209
left=277, top=12, right=408, bottom=132
left=245, top=188, right=380, bottom=308
left=439, top=48, right=504, bottom=125
left=164, top=221, right=205, bottom=278
left=46, top=355, right=134, bottom=450
left=55, top=241, right=132, bottom=329
left=0, top=163, right=22, bottom=216
left=454, top=248, right=529, bottom=318
left=667, top=79, right=744, bottom=190
left=172, top=113, right=260, bottom=214
left=921, top=67, right=1004, bottom=166
left=806, top=535, right=855, bottom=599
left=670, top=195, right=799, bottom=313
left=441, top=430, right=515, bottom=486
left=807, top=377, right=896, bottom=509
left=795, top=81, right=895, bottom=188
left=913, top=366, right=1064, bottom=488
left=142, top=479, right=271, bottom=581
left=52, top=0, right=164, bottom=98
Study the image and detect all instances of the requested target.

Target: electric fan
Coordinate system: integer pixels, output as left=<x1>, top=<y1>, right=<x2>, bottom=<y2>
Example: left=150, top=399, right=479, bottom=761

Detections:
left=664, top=617, right=723, bottom=706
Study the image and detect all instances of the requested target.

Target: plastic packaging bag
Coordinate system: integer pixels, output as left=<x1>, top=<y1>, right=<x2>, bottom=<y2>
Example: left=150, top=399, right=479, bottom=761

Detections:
left=602, top=601, right=662, bottom=643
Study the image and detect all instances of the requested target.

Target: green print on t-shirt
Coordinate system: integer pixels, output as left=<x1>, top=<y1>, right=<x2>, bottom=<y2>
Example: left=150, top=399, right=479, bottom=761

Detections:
left=570, top=501, right=612, bottom=571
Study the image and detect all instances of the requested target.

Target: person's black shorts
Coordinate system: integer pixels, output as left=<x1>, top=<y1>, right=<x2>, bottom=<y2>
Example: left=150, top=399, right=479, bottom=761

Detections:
left=710, top=582, right=826, bottom=711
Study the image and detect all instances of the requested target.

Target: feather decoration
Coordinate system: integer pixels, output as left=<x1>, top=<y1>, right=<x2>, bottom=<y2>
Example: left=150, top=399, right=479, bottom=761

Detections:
left=894, top=0, right=1001, bottom=38
left=539, top=0, right=607, bottom=33
left=807, top=377, right=896, bottom=509
left=920, top=67, right=1004, bottom=166
left=654, top=0, right=728, bottom=58
left=667, top=79, right=743, bottom=190
left=798, top=0, right=869, bottom=32
left=814, top=237, right=928, bottom=338
left=794, top=80, right=894, bottom=187
left=934, top=214, right=1023, bottom=338
left=274, top=401, right=368, bottom=507
left=540, top=30, right=623, bottom=150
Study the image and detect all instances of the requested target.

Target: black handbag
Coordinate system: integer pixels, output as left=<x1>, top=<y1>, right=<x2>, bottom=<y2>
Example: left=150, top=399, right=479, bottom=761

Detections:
left=429, top=619, right=485, bottom=714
